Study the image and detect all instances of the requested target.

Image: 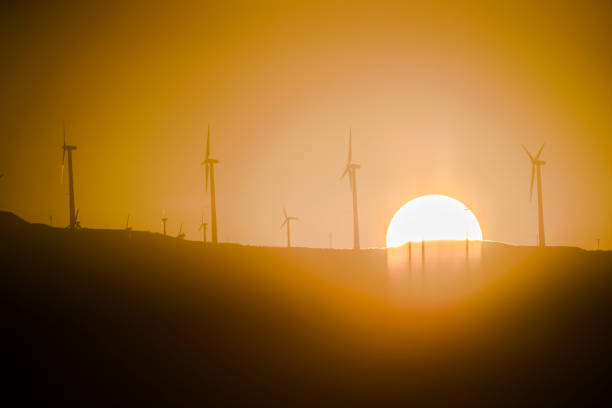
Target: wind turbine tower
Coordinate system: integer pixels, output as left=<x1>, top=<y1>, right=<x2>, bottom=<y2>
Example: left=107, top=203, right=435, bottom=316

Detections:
left=522, top=143, right=547, bottom=247
left=201, top=125, right=219, bottom=244
left=198, top=215, right=208, bottom=245
left=281, top=208, right=298, bottom=248
left=341, top=129, right=361, bottom=250
left=161, top=216, right=168, bottom=236
left=61, top=123, right=78, bottom=229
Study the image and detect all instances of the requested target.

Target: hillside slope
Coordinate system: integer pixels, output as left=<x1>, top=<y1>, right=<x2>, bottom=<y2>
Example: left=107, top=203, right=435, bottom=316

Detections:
left=2, top=211, right=612, bottom=405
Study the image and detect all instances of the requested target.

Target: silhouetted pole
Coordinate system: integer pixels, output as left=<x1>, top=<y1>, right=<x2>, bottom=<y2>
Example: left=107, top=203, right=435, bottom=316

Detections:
left=287, top=221, right=291, bottom=248
left=351, top=169, right=360, bottom=250
left=210, top=164, right=218, bottom=244
left=67, top=150, right=76, bottom=229
left=536, top=164, right=545, bottom=247
left=161, top=218, right=167, bottom=236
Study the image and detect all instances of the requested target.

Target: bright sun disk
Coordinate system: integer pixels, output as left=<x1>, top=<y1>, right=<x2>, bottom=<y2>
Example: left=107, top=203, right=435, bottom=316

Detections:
left=386, top=195, right=483, bottom=247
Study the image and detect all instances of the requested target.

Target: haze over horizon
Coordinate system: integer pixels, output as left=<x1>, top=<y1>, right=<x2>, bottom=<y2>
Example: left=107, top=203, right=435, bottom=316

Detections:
left=1, top=1, right=610, bottom=249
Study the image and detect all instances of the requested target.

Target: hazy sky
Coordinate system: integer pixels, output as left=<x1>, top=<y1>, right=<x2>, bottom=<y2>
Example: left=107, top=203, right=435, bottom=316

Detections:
left=1, top=1, right=611, bottom=249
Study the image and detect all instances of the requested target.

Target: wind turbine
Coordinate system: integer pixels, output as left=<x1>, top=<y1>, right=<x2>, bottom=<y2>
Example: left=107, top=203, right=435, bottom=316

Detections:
left=177, top=223, right=185, bottom=240
left=281, top=208, right=298, bottom=248
left=198, top=215, right=208, bottom=245
left=201, top=125, right=219, bottom=244
left=161, top=214, right=168, bottom=236
left=61, top=122, right=78, bottom=229
left=522, top=143, right=546, bottom=247
left=125, top=214, right=132, bottom=231
left=341, top=129, right=360, bottom=250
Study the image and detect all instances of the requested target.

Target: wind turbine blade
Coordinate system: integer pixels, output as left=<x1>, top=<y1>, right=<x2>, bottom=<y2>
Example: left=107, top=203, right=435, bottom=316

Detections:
left=283, top=208, right=288, bottom=218
left=529, top=165, right=535, bottom=201
left=535, top=142, right=546, bottom=160
left=281, top=219, right=287, bottom=228
left=340, top=166, right=349, bottom=179
left=522, top=144, right=534, bottom=162
left=348, top=129, right=352, bottom=164
left=75, top=208, right=79, bottom=221
left=206, top=125, right=211, bottom=159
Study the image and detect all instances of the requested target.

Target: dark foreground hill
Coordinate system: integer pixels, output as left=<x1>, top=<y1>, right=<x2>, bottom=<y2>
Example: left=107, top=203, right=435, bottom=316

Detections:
left=2, top=211, right=612, bottom=406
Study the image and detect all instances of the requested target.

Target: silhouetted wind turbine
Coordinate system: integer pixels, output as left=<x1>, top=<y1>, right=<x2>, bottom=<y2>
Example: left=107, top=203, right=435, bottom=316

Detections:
left=198, top=215, right=208, bottom=245
left=522, top=143, right=546, bottom=247
left=125, top=214, right=132, bottom=231
left=341, top=129, right=361, bottom=250
left=61, top=123, right=78, bottom=229
left=201, top=125, right=219, bottom=244
left=177, top=223, right=185, bottom=240
left=281, top=208, right=298, bottom=248
left=161, top=215, right=168, bottom=236
left=74, top=208, right=81, bottom=229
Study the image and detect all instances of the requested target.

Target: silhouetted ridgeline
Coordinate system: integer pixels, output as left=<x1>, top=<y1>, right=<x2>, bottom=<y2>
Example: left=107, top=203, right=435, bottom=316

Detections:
left=2, top=211, right=612, bottom=406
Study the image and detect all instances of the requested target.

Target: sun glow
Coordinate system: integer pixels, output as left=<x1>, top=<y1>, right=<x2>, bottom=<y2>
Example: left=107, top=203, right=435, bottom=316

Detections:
left=386, top=195, right=483, bottom=247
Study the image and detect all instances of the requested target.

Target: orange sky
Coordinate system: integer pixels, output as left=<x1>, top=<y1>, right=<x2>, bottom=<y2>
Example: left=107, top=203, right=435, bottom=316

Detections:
left=0, top=1, right=611, bottom=249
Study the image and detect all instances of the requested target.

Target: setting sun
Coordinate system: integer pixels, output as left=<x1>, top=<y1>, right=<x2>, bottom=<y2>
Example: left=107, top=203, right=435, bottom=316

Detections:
left=386, top=195, right=482, bottom=247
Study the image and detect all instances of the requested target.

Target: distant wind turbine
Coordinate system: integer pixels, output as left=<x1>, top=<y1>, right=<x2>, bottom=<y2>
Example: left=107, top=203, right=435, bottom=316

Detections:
left=201, top=125, right=219, bottom=244
left=125, top=214, right=132, bottom=231
left=198, top=215, right=208, bottom=245
left=341, top=129, right=360, bottom=250
left=522, top=143, right=547, bottom=247
left=161, top=215, right=168, bottom=236
left=177, top=223, right=185, bottom=240
left=61, top=122, right=78, bottom=229
left=281, top=208, right=298, bottom=248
